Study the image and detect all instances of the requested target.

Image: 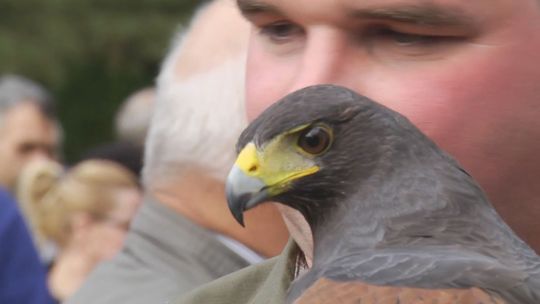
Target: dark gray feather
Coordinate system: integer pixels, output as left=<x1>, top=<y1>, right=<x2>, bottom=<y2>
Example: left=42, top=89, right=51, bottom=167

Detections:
left=239, top=84, right=540, bottom=304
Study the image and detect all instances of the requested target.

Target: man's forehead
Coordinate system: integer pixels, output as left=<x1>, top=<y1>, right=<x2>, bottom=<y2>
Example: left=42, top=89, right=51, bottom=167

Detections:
left=0, top=103, right=59, bottom=143
left=237, top=0, right=500, bottom=8
left=1, top=124, right=59, bottom=145
left=236, top=0, right=507, bottom=21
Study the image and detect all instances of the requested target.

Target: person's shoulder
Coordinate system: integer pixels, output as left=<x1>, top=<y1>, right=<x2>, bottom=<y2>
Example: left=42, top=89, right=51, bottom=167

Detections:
left=0, top=187, right=55, bottom=304
left=175, top=240, right=299, bottom=304
left=176, top=257, right=279, bottom=304
left=0, top=187, right=17, bottom=214
left=66, top=249, right=179, bottom=304
left=0, top=188, right=17, bottom=226
left=0, top=186, right=30, bottom=241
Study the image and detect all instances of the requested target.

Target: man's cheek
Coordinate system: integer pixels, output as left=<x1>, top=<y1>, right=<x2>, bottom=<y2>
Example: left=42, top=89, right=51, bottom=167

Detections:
left=357, top=70, right=474, bottom=143
left=245, top=75, right=267, bottom=121
left=245, top=65, right=291, bottom=121
left=245, top=41, right=301, bottom=120
left=245, top=99, right=262, bottom=122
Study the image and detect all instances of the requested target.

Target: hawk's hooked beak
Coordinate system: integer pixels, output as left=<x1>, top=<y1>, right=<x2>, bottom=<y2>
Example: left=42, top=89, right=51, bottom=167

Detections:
left=225, top=165, right=269, bottom=227
left=226, top=143, right=272, bottom=227
left=226, top=142, right=319, bottom=227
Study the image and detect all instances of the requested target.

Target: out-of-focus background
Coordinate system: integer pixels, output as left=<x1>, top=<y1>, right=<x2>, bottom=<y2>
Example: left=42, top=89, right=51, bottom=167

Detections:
left=0, top=0, right=199, bottom=162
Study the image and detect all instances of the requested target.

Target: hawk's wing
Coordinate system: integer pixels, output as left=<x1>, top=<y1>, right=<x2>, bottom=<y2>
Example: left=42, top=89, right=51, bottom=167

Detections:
left=287, top=248, right=533, bottom=303
left=293, top=278, right=506, bottom=304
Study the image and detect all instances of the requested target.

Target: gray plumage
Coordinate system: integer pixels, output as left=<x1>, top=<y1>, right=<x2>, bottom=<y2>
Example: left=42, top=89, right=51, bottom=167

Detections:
left=231, top=84, right=540, bottom=303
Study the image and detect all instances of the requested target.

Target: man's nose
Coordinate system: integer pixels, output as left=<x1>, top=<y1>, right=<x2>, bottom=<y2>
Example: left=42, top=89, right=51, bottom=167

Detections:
left=288, top=28, right=353, bottom=93
left=28, top=147, right=55, bottom=162
left=29, top=152, right=49, bottom=163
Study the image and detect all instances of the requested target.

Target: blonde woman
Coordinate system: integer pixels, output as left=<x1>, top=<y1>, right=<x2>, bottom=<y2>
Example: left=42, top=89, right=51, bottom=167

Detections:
left=17, top=159, right=142, bottom=301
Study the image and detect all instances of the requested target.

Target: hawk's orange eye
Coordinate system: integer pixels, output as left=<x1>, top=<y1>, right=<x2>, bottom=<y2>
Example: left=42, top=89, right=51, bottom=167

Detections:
left=297, top=126, right=332, bottom=155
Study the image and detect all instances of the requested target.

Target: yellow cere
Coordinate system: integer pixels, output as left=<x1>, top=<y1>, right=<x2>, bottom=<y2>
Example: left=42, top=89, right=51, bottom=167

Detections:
left=236, top=143, right=259, bottom=173
left=235, top=132, right=320, bottom=192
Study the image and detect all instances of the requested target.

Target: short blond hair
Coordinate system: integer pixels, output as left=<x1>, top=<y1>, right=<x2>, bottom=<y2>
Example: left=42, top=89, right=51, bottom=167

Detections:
left=17, top=159, right=138, bottom=247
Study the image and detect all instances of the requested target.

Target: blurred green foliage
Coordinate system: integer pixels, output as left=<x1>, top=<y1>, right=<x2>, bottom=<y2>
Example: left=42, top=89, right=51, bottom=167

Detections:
left=0, top=0, right=200, bottom=163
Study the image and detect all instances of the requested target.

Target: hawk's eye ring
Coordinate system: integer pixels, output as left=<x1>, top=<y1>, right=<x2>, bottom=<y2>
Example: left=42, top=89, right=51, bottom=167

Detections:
left=298, top=126, right=332, bottom=155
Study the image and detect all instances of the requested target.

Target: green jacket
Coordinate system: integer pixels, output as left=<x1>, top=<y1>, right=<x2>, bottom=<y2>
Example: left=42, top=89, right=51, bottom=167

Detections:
left=175, top=241, right=299, bottom=304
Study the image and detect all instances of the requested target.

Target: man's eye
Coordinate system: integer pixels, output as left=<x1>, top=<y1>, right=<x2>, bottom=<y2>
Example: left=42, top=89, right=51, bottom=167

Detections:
left=17, top=143, right=55, bottom=158
left=18, top=143, right=38, bottom=155
left=259, top=21, right=304, bottom=43
left=359, top=26, right=465, bottom=60
left=373, top=28, right=444, bottom=46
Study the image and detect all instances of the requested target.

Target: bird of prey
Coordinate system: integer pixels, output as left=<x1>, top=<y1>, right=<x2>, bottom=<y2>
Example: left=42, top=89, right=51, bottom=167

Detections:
left=225, top=85, right=540, bottom=303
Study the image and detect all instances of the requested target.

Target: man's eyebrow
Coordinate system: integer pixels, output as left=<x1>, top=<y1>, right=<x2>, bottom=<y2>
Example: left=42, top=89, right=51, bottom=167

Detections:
left=349, top=4, right=475, bottom=27
left=236, top=0, right=282, bottom=17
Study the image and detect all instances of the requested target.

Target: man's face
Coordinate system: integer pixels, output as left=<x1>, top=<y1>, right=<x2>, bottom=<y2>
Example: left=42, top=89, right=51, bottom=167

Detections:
left=239, top=0, right=540, bottom=248
left=0, top=102, right=60, bottom=191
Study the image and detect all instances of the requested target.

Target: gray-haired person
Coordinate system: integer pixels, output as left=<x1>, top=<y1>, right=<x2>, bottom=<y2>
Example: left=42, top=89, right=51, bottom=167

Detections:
left=0, top=75, right=61, bottom=193
left=67, top=1, right=289, bottom=303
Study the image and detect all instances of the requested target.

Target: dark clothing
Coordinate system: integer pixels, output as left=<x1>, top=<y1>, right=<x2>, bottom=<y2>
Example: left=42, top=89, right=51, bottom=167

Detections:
left=0, top=187, right=55, bottom=304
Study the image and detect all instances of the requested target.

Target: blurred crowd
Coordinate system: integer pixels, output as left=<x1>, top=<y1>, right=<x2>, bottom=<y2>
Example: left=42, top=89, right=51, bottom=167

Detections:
left=0, top=74, right=151, bottom=303
left=1, top=1, right=287, bottom=303
left=3, top=0, right=540, bottom=303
